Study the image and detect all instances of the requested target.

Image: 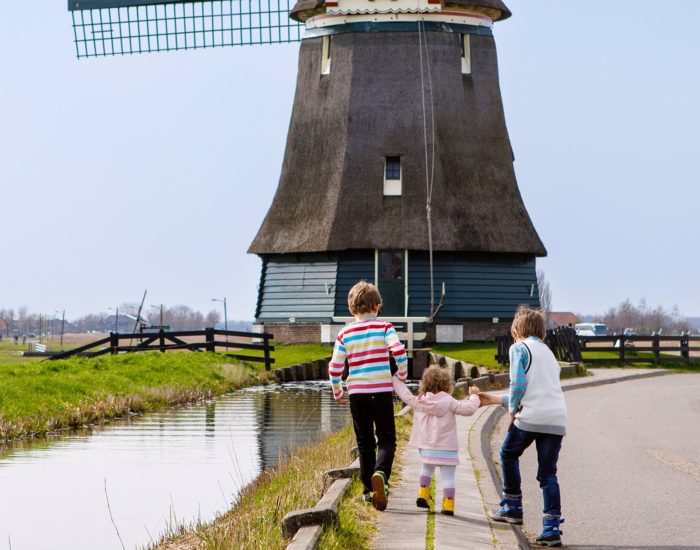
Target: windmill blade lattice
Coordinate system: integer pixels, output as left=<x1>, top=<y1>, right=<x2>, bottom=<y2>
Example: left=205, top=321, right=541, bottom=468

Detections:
left=68, top=0, right=302, bottom=58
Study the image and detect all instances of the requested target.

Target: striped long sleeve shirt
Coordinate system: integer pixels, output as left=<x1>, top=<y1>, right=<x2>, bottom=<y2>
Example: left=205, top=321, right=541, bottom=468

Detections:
left=328, top=319, right=408, bottom=400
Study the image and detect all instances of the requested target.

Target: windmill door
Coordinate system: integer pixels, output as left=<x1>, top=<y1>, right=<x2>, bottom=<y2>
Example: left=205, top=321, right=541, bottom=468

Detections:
left=377, top=251, right=405, bottom=317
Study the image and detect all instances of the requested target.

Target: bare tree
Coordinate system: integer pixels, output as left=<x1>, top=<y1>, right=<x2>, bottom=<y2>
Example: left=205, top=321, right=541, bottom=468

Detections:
left=601, top=299, right=691, bottom=335
left=204, top=309, right=221, bottom=328
left=537, top=269, right=552, bottom=319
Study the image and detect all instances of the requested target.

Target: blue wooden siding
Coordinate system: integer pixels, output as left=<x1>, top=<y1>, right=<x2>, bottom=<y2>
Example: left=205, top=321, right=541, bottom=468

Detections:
left=255, top=251, right=538, bottom=322
left=334, top=252, right=375, bottom=316
left=407, top=253, right=539, bottom=319
left=256, top=255, right=339, bottom=321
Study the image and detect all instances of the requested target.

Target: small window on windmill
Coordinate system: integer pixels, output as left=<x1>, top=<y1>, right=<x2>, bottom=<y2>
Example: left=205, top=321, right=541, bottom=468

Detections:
left=384, top=156, right=402, bottom=196
left=321, top=36, right=332, bottom=75
left=461, top=34, right=471, bottom=75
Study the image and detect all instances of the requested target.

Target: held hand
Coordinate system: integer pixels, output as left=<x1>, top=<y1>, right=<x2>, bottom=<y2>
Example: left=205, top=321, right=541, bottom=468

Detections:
left=468, top=385, right=480, bottom=395
left=336, top=395, right=349, bottom=405
left=476, top=392, right=501, bottom=406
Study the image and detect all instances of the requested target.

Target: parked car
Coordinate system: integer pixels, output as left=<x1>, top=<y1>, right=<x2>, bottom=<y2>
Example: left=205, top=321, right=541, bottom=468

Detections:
left=575, top=323, right=607, bottom=337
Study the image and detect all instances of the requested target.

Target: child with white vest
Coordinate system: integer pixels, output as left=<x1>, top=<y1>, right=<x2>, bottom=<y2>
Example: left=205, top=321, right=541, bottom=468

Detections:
left=392, top=365, right=481, bottom=516
left=480, top=306, right=568, bottom=547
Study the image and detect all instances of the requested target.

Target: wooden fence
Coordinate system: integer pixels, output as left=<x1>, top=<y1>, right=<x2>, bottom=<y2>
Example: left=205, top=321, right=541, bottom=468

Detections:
left=578, top=334, right=700, bottom=365
left=496, top=328, right=699, bottom=366
left=496, top=327, right=582, bottom=366
left=48, top=328, right=275, bottom=370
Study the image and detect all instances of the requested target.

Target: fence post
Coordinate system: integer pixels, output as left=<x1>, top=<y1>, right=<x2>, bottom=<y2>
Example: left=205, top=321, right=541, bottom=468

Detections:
left=110, top=332, right=118, bottom=355
left=681, top=335, right=690, bottom=363
left=263, top=335, right=272, bottom=371
left=619, top=335, right=626, bottom=365
left=159, top=329, right=166, bottom=353
left=652, top=334, right=660, bottom=364
left=205, top=327, right=215, bottom=353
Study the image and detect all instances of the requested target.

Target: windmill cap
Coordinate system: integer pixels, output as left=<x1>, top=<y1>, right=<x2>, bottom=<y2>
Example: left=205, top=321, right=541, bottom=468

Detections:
left=290, top=0, right=512, bottom=23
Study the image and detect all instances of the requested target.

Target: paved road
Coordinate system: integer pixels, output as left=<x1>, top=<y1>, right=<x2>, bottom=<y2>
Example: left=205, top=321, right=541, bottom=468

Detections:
left=494, top=373, right=700, bottom=549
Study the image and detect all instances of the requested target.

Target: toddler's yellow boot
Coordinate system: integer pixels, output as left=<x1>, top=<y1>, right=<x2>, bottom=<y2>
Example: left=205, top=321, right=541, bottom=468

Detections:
left=416, top=485, right=433, bottom=509
left=441, top=496, right=455, bottom=516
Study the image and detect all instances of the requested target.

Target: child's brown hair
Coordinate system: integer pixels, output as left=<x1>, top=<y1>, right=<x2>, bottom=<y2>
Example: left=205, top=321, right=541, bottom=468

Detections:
left=511, top=305, right=546, bottom=340
left=418, top=365, right=453, bottom=396
left=348, top=281, right=383, bottom=315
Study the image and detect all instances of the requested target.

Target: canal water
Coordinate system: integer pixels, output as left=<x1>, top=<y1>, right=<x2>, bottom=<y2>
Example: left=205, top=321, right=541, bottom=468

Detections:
left=0, top=382, right=352, bottom=549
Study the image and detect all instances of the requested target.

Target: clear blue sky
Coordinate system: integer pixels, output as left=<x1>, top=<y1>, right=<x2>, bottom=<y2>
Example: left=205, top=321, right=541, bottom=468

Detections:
left=1, top=0, right=698, bottom=321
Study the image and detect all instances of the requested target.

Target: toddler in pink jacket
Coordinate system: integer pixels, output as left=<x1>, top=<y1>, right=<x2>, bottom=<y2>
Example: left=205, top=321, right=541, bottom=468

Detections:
left=392, top=365, right=481, bottom=515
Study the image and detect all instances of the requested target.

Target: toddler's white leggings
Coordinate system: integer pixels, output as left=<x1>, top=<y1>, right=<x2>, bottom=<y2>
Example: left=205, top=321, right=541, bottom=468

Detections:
left=420, top=463, right=457, bottom=496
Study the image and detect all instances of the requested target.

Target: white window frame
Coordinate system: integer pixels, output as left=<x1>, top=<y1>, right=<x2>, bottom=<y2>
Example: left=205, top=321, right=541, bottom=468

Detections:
left=461, top=34, right=471, bottom=75
left=383, top=155, right=402, bottom=196
left=321, top=35, right=332, bottom=75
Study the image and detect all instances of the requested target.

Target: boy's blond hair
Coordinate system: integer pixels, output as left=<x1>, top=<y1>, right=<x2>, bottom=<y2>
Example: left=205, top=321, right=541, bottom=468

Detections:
left=511, top=305, right=546, bottom=340
left=348, top=281, right=383, bottom=315
left=418, top=365, right=453, bottom=395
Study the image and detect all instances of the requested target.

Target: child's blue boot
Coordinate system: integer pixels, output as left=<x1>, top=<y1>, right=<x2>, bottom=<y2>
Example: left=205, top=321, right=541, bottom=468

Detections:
left=536, top=514, right=564, bottom=547
left=488, top=495, right=523, bottom=525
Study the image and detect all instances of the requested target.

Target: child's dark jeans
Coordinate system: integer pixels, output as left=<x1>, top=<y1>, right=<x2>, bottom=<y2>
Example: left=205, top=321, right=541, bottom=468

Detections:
left=500, top=424, right=563, bottom=516
left=349, top=392, right=396, bottom=493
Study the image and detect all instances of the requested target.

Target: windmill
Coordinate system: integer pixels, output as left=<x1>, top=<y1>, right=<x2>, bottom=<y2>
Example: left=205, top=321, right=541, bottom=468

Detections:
left=67, top=0, right=546, bottom=346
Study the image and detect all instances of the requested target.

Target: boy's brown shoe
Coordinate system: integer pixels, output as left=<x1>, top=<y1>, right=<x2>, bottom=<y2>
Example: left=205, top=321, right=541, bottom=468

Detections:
left=371, top=471, right=388, bottom=511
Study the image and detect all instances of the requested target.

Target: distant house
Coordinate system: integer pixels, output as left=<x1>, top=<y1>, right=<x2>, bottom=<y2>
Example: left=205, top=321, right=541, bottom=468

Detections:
left=547, top=312, right=580, bottom=330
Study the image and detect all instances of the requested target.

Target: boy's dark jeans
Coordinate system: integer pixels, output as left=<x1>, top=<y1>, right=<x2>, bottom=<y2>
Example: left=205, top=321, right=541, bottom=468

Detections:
left=349, top=392, right=396, bottom=494
left=501, top=424, right=563, bottom=516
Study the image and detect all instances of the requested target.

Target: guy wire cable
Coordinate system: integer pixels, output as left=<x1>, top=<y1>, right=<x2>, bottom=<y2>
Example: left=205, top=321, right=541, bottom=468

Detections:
left=417, top=14, right=438, bottom=319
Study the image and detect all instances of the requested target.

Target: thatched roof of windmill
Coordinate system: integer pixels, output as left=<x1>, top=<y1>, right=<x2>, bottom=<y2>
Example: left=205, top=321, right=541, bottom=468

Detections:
left=249, top=30, right=546, bottom=257
left=290, top=0, right=512, bottom=22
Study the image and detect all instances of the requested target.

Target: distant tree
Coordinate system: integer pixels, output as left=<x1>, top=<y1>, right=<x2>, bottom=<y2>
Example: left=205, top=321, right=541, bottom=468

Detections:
left=600, top=299, right=691, bottom=335
left=537, top=270, right=552, bottom=319
left=18, top=307, right=28, bottom=335
left=6, top=308, right=15, bottom=336
left=204, top=309, right=221, bottom=328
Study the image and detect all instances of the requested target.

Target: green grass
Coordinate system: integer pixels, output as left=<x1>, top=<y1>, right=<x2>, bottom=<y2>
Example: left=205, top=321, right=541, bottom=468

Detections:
left=215, top=342, right=333, bottom=368
left=431, top=342, right=502, bottom=371
left=0, top=340, right=41, bottom=366
left=0, top=352, right=268, bottom=441
left=271, top=343, right=333, bottom=368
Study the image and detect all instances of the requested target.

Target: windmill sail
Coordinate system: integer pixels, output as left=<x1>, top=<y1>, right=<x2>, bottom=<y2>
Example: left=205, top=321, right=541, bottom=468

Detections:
left=68, top=0, right=302, bottom=58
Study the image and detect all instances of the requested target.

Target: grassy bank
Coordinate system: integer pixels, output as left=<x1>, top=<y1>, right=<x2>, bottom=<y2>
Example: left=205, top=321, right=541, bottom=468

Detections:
left=0, top=352, right=269, bottom=441
left=153, top=408, right=411, bottom=550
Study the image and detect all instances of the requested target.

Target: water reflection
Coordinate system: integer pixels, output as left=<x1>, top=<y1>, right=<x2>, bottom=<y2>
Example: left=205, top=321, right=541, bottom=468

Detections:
left=0, top=381, right=351, bottom=550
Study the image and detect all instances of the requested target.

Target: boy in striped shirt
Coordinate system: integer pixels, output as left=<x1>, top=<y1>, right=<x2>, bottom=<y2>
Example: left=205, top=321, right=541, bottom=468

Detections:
left=329, top=281, right=408, bottom=511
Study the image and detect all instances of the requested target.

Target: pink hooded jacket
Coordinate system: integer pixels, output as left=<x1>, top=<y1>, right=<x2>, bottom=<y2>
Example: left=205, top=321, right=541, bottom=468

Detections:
left=393, top=377, right=480, bottom=451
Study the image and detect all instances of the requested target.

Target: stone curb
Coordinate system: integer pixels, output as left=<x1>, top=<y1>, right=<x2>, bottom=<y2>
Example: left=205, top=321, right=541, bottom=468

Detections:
left=274, top=357, right=332, bottom=384
left=560, top=369, right=671, bottom=392
left=284, top=458, right=360, bottom=549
